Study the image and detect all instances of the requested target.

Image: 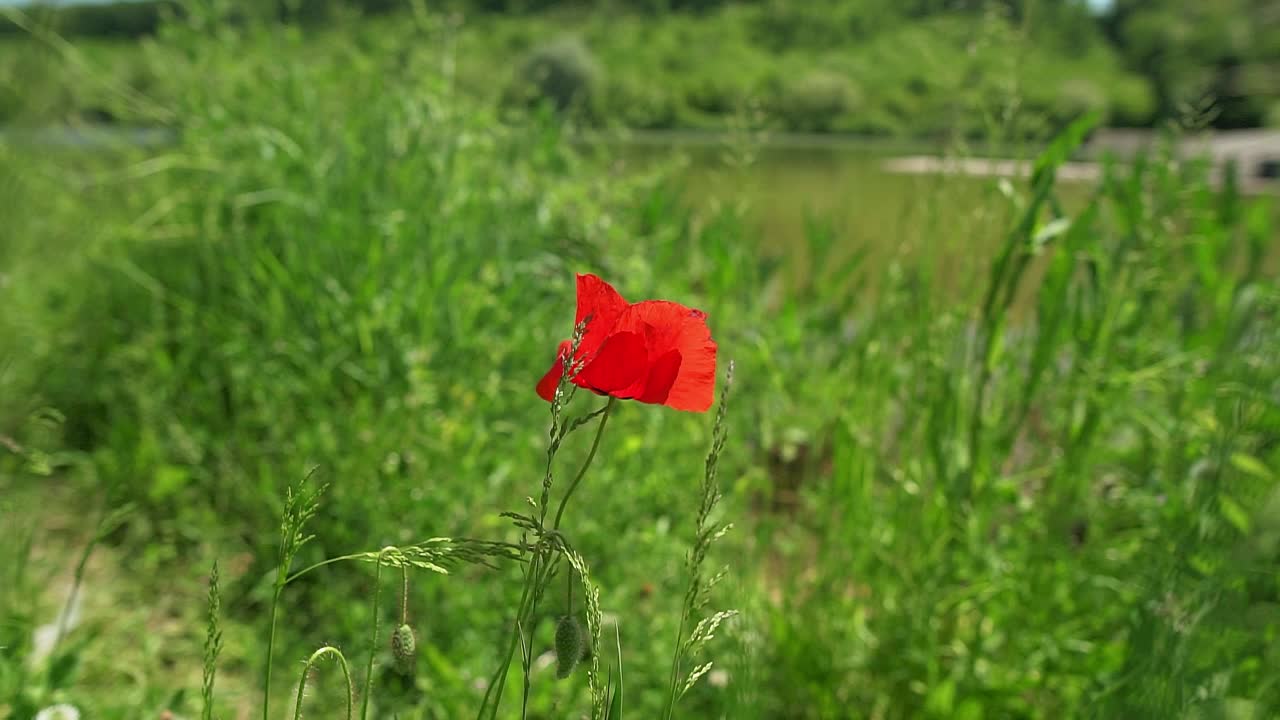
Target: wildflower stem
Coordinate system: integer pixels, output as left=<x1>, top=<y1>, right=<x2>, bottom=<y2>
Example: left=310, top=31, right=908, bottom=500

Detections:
left=553, top=397, right=617, bottom=531
left=478, top=554, right=540, bottom=719
left=360, top=547, right=394, bottom=720
left=401, top=565, right=410, bottom=625
left=479, top=397, right=615, bottom=719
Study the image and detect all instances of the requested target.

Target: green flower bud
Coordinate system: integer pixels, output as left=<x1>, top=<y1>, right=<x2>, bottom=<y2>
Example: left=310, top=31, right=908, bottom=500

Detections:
left=391, top=623, right=416, bottom=676
left=554, top=615, right=584, bottom=680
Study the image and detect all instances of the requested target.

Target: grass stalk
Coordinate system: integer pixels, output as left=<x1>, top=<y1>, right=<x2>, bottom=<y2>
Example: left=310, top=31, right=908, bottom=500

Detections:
left=263, top=471, right=325, bottom=720
left=202, top=561, right=224, bottom=720
left=360, top=547, right=395, bottom=720
left=262, top=582, right=285, bottom=720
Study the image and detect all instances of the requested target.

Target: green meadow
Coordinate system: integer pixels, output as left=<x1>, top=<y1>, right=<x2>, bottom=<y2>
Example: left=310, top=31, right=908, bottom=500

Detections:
left=1, top=3, right=1279, bottom=719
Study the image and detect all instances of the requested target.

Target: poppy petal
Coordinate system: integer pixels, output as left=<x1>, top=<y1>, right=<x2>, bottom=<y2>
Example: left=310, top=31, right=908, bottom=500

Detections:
left=664, top=314, right=716, bottom=412
left=636, top=349, right=682, bottom=404
left=536, top=340, right=574, bottom=402
left=574, top=273, right=629, bottom=357
left=609, top=300, right=690, bottom=346
left=575, top=331, right=648, bottom=395
left=610, top=300, right=717, bottom=412
left=539, top=275, right=717, bottom=412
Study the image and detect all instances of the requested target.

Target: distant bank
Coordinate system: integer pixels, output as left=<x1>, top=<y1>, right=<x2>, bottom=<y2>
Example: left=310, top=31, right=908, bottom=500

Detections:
left=4, top=121, right=1276, bottom=194
left=885, top=129, right=1279, bottom=195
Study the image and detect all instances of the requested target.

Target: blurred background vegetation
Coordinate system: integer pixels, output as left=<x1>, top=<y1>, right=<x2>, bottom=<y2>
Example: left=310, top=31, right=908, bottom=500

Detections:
left=0, top=0, right=1278, bottom=719
left=1, top=0, right=1278, bottom=134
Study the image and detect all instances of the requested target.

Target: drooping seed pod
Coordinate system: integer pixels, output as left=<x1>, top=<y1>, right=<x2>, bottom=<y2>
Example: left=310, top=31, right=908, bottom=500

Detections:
left=554, top=615, right=584, bottom=679
left=391, top=623, right=416, bottom=676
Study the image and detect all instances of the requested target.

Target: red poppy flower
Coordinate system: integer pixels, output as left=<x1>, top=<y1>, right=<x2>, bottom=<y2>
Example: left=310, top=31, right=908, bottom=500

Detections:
left=537, top=273, right=718, bottom=412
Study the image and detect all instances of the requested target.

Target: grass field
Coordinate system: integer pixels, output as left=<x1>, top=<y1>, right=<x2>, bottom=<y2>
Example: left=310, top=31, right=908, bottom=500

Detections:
left=2, top=6, right=1280, bottom=720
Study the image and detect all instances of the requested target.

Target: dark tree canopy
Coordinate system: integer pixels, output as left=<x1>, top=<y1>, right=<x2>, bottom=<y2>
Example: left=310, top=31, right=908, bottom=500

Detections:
left=2, top=0, right=1275, bottom=128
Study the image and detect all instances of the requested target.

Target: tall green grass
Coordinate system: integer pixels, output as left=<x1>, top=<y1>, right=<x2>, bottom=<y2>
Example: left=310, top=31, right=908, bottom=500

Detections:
left=1, top=5, right=1278, bottom=719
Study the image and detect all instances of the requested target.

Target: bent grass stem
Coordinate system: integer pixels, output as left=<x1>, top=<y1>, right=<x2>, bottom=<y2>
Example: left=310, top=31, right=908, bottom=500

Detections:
left=286, top=553, right=366, bottom=585
left=293, top=646, right=354, bottom=720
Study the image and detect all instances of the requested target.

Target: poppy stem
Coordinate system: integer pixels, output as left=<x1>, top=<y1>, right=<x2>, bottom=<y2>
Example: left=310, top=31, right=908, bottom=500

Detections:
left=553, top=397, right=617, bottom=531
left=478, top=397, right=615, bottom=720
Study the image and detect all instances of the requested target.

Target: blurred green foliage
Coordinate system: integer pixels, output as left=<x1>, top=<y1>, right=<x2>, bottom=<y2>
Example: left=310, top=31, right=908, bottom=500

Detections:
left=509, top=35, right=602, bottom=115
left=3, top=0, right=1277, bottom=132
left=1101, top=0, right=1280, bottom=128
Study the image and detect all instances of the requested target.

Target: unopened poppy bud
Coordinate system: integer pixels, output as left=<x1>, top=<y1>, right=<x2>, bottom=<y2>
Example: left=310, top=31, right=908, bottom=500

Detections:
left=391, top=623, right=416, bottom=676
left=554, top=615, right=584, bottom=679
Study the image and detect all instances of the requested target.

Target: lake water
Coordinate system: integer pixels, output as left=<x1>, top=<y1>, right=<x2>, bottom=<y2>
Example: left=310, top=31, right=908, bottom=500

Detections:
left=594, top=135, right=1026, bottom=301
left=594, top=132, right=1278, bottom=312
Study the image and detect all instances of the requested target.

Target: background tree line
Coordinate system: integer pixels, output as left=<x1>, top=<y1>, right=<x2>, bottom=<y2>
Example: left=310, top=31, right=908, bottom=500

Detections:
left=2, top=0, right=1276, bottom=129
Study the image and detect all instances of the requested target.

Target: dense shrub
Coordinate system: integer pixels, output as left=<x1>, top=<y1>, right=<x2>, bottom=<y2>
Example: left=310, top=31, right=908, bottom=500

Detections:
left=602, top=75, right=679, bottom=128
left=511, top=35, right=601, bottom=114
left=774, top=71, right=857, bottom=132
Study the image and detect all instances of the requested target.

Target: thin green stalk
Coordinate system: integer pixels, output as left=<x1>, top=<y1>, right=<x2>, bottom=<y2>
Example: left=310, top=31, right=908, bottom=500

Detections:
left=264, top=471, right=324, bottom=720
left=485, top=553, right=565, bottom=719
left=360, top=547, right=394, bottom=720
left=662, top=363, right=734, bottom=720
left=553, top=398, right=617, bottom=531
left=51, top=503, right=129, bottom=660
left=401, top=565, right=410, bottom=625
left=263, top=583, right=284, bottom=720
left=479, top=398, right=616, bottom=719
left=52, top=517, right=97, bottom=652
left=662, top=612, right=689, bottom=720
left=519, top=618, right=532, bottom=720
left=478, top=553, right=540, bottom=719
left=517, top=553, right=568, bottom=717
left=285, top=553, right=365, bottom=585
